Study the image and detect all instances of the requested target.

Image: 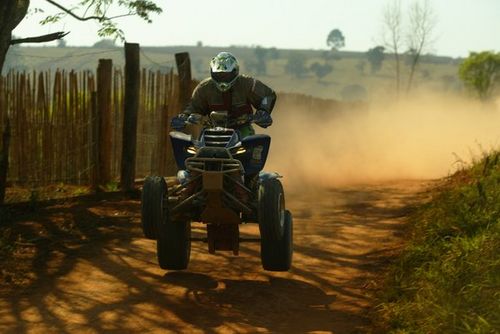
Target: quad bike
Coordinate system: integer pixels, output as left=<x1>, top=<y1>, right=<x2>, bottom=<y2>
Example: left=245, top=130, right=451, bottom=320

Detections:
left=141, top=111, right=293, bottom=271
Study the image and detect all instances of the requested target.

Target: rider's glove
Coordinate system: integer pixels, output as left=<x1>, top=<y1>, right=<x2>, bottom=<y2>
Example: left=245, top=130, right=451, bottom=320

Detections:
left=254, top=109, right=273, bottom=128
left=171, top=113, right=188, bottom=130
left=187, top=113, right=202, bottom=125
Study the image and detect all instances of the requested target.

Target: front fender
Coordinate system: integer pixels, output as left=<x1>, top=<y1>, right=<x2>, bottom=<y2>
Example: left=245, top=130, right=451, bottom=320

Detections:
left=170, top=131, right=194, bottom=170
left=258, top=171, right=282, bottom=183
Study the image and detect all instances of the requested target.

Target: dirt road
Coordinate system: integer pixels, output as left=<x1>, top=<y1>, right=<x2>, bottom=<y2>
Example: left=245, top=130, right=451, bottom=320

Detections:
left=0, top=180, right=430, bottom=334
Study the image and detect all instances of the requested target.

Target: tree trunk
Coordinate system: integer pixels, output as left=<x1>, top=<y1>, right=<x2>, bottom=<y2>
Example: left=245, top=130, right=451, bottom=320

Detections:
left=406, top=51, right=422, bottom=93
left=0, top=25, right=11, bottom=73
left=394, top=51, right=400, bottom=97
left=0, top=0, right=30, bottom=72
left=0, top=0, right=29, bottom=205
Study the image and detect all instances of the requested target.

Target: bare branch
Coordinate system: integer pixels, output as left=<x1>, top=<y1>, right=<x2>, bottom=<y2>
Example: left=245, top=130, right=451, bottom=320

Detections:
left=45, top=0, right=105, bottom=21
left=382, top=0, right=402, bottom=54
left=10, top=32, right=70, bottom=45
left=45, top=0, right=139, bottom=22
left=40, top=0, right=161, bottom=42
left=406, top=0, right=437, bottom=92
left=382, top=0, right=403, bottom=95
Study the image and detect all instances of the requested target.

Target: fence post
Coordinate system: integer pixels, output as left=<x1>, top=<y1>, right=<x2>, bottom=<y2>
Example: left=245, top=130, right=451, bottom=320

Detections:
left=121, top=43, right=140, bottom=192
left=174, top=52, right=201, bottom=161
left=0, top=117, right=10, bottom=206
left=0, top=75, right=8, bottom=205
left=175, top=52, right=192, bottom=109
left=159, top=104, right=169, bottom=176
left=97, top=59, right=112, bottom=187
left=90, top=91, right=99, bottom=193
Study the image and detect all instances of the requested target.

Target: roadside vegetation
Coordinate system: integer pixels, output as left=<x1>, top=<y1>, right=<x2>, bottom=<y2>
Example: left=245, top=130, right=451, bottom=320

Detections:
left=459, top=51, right=500, bottom=101
left=376, top=151, right=500, bottom=333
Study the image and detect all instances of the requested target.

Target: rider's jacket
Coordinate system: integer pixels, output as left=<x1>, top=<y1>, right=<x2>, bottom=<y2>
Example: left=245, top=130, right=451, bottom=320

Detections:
left=184, top=75, right=277, bottom=127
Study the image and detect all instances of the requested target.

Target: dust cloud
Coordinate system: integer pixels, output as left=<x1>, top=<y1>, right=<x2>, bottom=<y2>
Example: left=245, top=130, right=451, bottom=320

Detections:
left=264, top=93, right=500, bottom=190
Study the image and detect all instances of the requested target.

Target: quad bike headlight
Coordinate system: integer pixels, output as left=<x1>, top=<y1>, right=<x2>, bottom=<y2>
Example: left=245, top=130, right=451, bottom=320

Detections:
left=234, top=147, right=246, bottom=155
left=186, top=146, right=197, bottom=154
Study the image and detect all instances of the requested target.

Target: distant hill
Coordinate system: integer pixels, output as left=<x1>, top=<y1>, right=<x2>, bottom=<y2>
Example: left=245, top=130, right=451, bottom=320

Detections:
left=3, top=45, right=463, bottom=100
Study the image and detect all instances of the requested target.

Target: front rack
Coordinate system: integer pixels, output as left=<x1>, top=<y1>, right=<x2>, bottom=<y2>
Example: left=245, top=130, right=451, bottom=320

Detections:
left=185, top=156, right=243, bottom=174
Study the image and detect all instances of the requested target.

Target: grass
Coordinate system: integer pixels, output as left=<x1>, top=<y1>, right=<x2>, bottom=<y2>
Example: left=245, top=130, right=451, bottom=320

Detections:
left=376, top=152, right=500, bottom=333
left=0, top=208, right=14, bottom=260
left=3, top=184, right=94, bottom=204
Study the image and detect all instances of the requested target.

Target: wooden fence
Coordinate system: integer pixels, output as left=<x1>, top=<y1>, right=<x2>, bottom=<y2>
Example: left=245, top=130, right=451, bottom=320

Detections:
left=0, top=67, right=180, bottom=186
left=0, top=63, right=361, bottom=188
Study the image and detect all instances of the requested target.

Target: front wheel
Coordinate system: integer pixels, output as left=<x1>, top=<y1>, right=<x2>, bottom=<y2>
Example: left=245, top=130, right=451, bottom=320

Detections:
left=258, top=179, right=293, bottom=271
left=141, top=176, right=166, bottom=239
left=157, top=216, right=191, bottom=270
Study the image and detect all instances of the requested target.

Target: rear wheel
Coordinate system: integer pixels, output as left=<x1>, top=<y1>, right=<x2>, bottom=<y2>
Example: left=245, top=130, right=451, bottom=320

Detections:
left=258, top=179, right=293, bottom=271
left=141, top=176, right=165, bottom=239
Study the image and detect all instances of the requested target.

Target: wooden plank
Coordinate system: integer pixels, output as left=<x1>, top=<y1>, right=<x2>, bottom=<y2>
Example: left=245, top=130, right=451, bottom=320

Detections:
left=90, top=91, right=99, bottom=193
left=53, top=70, right=62, bottom=183
left=18, top=72, right=27, bottom=183
left=62, top=70, right=69, bottom=182
left=0, top=117, right=10, bottom=205
left=165, top=70, right=179, bottom=176
left=0, top=75, right=10, bottom=204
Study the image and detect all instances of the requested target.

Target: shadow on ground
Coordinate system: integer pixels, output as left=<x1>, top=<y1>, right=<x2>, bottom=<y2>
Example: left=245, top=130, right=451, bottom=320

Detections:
left=0, top=181, right=429, bottom=333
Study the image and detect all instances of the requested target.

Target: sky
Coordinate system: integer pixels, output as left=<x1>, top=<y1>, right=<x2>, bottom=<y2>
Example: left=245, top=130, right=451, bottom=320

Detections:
left=12, top=0, right=500, bottom=58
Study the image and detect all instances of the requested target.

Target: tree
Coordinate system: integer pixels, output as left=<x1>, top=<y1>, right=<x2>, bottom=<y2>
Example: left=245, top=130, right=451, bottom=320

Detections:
left=93, top=39, right=117, bottom=48
left=382, top=0, right=403, bottom=94
left=326, top=29, right=345, bottom=51
left=285, top=53, right=307, bottom=78
left=0, top=0, right=162, bottom=205
left=253, top=46, right=268, bottom=75
left=310, top=62, right=333, bottom=83
left=0, top=2, right=29, bottom=72
left=381, top=0, right=436, bottom=94
left=0, top=1, right=162, bottom=72
left=459, top=51, right=500, bottom=100
left=405, top=0, right=436, bottom=92
left=366, top=46, right=385, bottom=74
left=404, top=48, right=417, bottom=66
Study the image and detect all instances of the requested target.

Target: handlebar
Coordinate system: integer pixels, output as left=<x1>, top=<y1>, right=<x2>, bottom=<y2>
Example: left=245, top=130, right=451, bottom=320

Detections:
left=187, top=112, right=254, bottom=125
left=171, top=110, right=266, bottom=131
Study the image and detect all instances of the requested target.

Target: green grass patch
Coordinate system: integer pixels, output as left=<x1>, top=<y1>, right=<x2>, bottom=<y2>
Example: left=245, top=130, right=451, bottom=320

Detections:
left=377, top=152, right=500, bottom=333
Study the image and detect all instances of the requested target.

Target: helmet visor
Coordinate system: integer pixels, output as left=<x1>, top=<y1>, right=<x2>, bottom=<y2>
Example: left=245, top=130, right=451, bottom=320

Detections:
left=211, top=70, right=237, bottom=84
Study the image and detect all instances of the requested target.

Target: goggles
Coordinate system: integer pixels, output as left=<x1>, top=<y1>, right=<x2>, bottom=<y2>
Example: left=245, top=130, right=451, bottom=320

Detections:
left=211, top=70, right=237, bottom=84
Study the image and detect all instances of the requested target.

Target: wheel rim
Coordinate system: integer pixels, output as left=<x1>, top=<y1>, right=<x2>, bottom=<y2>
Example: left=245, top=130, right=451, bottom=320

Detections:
left=157, top=181, right=167, bottom=233
left=278, top=192, right=285, bottom=229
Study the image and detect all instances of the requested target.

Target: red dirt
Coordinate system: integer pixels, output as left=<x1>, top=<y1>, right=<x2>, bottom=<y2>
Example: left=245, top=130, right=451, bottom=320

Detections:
left=0, top=180, right=431, bottom=334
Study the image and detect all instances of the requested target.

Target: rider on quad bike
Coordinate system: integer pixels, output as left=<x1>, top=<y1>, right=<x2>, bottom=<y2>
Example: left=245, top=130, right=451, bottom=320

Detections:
left=171, top=52, right=276, bottom=138
left=141, top=52, right=292, bottom=272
